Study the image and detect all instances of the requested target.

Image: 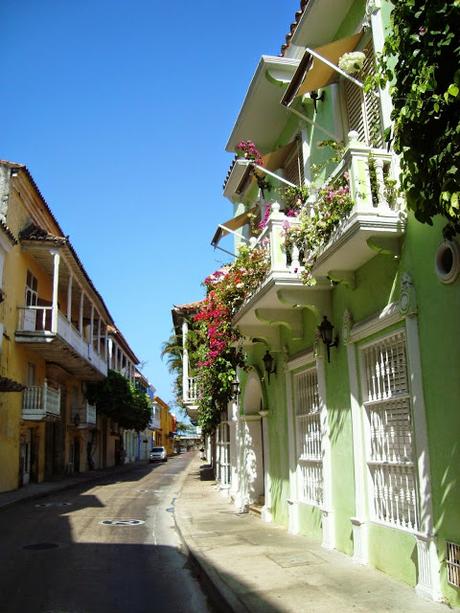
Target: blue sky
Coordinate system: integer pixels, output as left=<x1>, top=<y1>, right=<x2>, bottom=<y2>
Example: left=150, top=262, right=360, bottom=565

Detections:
left=0, top=1, right=298, bottom=412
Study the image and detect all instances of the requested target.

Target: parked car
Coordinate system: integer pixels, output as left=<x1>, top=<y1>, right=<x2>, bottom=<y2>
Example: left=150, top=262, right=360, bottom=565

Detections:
left=149, top=446, right=167, bottom=463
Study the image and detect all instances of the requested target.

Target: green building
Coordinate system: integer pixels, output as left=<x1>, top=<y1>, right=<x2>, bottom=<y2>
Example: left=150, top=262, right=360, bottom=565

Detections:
left=176, top=0, right=460, bottom=606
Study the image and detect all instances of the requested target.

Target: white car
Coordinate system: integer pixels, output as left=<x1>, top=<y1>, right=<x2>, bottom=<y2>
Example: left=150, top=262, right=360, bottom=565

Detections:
left=149, top=446, right=167, bottom=463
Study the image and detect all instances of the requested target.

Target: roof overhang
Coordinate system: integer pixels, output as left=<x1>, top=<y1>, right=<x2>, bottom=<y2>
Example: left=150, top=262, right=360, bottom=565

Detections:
left=0, top=376, right=25, bottom=392
left=282, top=32, right=363, bottom=107
left=287, top=0, right=356, bottom=56
left=225, top=55, right=300, bottom=154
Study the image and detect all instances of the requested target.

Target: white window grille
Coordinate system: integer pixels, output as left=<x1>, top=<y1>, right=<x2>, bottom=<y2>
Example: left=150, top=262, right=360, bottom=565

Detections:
left=361, top=331, right=418, bottom=531
left=217, top=421, right=231, bottom=486
left=294, top=367, right=323, bottom=506
left=447, top=542, right=460, bottom=588
left=343, top=41, right=383, bottom=148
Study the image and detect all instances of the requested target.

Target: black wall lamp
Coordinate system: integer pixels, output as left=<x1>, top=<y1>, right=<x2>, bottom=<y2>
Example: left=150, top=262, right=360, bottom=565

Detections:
left=310, top=89, right=325, bottom=111
left=318, top=316, right=339, bottom=363
left=263, top=350, right=277, bottom=382
left=231, top=379, right=240, bottom=400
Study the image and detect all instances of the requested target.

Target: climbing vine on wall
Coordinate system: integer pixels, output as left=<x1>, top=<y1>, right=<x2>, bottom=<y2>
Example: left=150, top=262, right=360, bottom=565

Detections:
left=372, top=0, right=460, bottom=237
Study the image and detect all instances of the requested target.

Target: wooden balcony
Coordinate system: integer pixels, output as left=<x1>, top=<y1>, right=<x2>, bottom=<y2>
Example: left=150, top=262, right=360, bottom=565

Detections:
left=22, top=382, right=61, bottom=420
left=16, top=306, right=107, bottom=380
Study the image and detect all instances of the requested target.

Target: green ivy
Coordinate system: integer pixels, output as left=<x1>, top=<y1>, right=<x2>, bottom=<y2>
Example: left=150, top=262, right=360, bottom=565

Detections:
left=372, top=0, right=460, bottom=237
left=87, top=370, right=151, bottom=431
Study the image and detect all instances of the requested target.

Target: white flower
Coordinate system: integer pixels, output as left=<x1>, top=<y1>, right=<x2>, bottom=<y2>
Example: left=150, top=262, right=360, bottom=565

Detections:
left=338, top=51, right=365, bottom=75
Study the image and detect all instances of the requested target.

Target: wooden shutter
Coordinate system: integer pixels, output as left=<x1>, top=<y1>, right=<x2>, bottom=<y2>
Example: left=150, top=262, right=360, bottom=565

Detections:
left=283, top=135, right=305, bottom=186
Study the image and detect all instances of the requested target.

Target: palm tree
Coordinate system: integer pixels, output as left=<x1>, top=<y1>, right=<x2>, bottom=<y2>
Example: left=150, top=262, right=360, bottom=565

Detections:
left=161, top=332, right=184, bottom=406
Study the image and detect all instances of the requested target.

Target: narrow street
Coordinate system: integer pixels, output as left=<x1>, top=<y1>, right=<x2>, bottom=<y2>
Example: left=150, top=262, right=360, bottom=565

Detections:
left=0, top=452, right=212, bottom=613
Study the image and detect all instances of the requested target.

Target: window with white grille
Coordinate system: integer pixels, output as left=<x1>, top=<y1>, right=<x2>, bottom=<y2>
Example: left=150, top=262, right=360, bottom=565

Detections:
left=447, top=542, right=460, bottom=588
left=294, top=367, right=323, bottom=506
left=361, top=331, right=418, bottom=531
left=343, top=41, right=383, bottom=148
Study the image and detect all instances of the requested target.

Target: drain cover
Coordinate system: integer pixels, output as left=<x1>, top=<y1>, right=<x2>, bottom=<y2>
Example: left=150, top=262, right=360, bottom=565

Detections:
left=35, top=502, right=72, bottom=508
left=99, top=519, right=145, bottom=526
left=23, top=542, right=59, bottom=550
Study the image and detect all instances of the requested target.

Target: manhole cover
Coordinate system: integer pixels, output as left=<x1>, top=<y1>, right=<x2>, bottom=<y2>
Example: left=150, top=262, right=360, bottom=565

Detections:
left=99, top=519, right=145, bottom=526
left=35, top=502, right=72, bottom=508
left=23, top=542, right=59, bottom=550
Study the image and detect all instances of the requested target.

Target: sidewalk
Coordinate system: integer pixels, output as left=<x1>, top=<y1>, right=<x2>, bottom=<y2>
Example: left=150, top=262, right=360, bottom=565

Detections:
left=175, top=457, right=447, bottom=613
left=0, top=461, right=144, bottom=510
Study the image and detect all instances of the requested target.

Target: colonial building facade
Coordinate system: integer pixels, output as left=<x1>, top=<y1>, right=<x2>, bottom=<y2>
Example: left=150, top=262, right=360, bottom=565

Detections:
left=0, top=160, right=154, bottom=491
left=174, top=0, right=460, bottom=607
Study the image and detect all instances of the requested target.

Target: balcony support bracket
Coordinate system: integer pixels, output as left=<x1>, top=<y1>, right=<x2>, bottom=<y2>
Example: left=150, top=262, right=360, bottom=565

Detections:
left=366, top=235, right=401, bottom=258
left=255, top=308, right=304, bottom=341
left=327, top=270, right=356, bottom=289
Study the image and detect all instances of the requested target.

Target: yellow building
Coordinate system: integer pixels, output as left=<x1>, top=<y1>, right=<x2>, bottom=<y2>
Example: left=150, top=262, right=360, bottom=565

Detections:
left=154, top=396, right=176, bottom=456
left=0, top=161, right=120, bottom=492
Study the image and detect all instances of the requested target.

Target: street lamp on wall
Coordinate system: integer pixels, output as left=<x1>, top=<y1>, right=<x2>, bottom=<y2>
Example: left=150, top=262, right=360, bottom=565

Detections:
left=263, top=350, right=276, bottom=382
left=318, top=316, right=339, bottom=363
left=231, top=379, right=240, bottom=400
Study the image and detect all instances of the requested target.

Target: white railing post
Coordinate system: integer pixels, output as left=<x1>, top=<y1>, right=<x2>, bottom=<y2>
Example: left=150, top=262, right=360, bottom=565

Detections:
left=67, top=273, right=73, bottom=322
left=90, top=304, right=94, bottom=349
left=374, top=157, right=389, bottom=209
left=50, top=250, right=61, bottom=333
left=347, top=131, right=373, bottom=214
left=97, top=315, right=101, bottom=355
left=79, top=290, right=84, bottom=335
left=268, top=202, right=288, bottom=272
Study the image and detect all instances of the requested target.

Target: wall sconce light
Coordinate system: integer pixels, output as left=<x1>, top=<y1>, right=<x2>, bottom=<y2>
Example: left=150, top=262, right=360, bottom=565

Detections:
left=231, top=379, right=240, bottom=400
left=263, top=350, right=276, bottom=382
left=318, top=316, right=339, bottom=363
left=310, top=89, right=325, bottom=112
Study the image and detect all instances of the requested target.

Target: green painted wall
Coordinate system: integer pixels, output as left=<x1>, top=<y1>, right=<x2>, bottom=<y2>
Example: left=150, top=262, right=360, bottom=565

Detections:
left=368, top=524, right=417, bottom=586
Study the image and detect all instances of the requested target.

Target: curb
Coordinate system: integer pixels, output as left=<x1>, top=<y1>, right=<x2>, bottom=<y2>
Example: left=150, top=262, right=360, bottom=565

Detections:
left=173, top=459, right=250, bottom=613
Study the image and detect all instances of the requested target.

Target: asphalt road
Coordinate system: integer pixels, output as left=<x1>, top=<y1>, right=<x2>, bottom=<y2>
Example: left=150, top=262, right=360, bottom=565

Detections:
left=0, top=451, right=213, bottom=613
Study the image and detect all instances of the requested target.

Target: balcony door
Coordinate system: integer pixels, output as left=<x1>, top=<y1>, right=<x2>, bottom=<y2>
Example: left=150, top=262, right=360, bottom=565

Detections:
left=23, top=271, right=38, bottom=330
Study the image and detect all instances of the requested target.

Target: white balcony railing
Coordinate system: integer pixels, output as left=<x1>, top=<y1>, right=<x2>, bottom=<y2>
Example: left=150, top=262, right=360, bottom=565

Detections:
left=250, top=206, right=303, bottom=276
left=247, top=134, right=404, bottom=281
left=23, top=381, right=61, bottom=420
left=186, top=376, right=200, bottom=403
left=17, top=306, right=107, bottom=377
left=73, top=402, right=97, bottom=427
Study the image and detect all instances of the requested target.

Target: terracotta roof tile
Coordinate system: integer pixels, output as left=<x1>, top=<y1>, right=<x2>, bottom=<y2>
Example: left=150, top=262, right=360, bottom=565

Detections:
left=279, top=0, right=311, bottom=57
left=0, top=220, right=17, bottom=245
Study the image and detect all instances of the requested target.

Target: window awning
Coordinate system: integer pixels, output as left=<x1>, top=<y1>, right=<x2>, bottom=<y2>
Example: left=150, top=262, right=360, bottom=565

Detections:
left=262, top=140, right=297, bottom=172
left=282, top=32, right=363, bottom=107
left=211, top=208, right=257, bottom=248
